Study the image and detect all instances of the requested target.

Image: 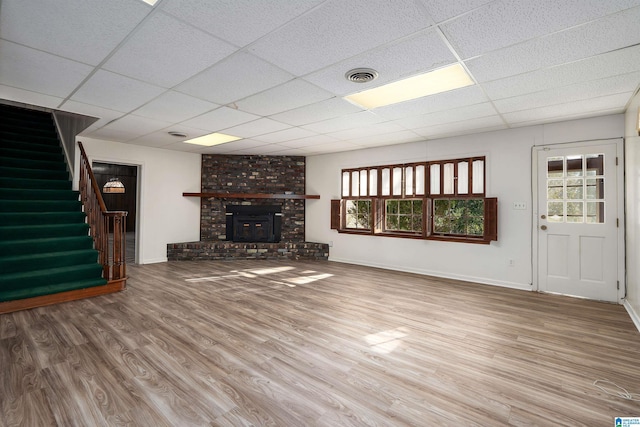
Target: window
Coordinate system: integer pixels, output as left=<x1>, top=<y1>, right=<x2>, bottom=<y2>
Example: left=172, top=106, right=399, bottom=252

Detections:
left=344, top=199, right=371, bottom=230
left=335, top=156, right=497, bottom=243
left=546, top=154, right=604, bottom=224
left=385, top=199, right=422, bottom=233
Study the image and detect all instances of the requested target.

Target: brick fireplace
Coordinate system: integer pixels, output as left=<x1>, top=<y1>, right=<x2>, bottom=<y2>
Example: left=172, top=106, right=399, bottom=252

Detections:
left=167, top=155, right=328, bottom=261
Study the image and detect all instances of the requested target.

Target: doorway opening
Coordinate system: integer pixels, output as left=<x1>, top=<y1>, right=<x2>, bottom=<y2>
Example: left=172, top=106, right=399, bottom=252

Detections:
left=92, top=162, right=139, bottom=264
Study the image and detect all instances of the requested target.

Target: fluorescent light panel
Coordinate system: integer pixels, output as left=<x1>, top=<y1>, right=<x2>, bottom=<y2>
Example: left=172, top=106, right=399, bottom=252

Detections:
left=184, top=132, right=242, bottom=146
left=142, top=0, right=158, bottom=5
left=344, top=63, right=474, bottom=109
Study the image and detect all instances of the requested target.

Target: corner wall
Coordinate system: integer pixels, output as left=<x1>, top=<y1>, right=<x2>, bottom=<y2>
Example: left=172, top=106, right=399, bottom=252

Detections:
left=306, top=115, right=624, bottom=290
left=624, top=90, right=640, bottom=329
left=74, top=137, right=201, bottom=264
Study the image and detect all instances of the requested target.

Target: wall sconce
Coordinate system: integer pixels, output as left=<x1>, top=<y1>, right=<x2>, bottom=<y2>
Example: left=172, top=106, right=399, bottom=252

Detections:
left=103, top=177, right=125, bottom=194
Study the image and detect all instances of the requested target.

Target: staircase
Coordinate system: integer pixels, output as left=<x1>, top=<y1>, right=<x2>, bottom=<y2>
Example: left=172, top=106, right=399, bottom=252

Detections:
left=0, top=103, right=113, bottom=310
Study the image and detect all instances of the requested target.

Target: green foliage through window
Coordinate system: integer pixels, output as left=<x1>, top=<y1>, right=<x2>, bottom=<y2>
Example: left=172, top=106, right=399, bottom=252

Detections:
left=345, top=200, right=371, bottom=229
left=433, top=199, right=484, bottom=236
left=385, top=199, right=422, bottom=232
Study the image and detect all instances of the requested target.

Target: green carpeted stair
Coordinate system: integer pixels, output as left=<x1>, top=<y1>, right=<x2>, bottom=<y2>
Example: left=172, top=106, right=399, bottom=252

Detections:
left=0, top=103, right=107, bottom=303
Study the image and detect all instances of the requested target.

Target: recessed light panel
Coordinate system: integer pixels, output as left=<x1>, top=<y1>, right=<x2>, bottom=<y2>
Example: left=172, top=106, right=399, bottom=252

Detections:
left=344, top=63, right=474, bottom=109
left=183, top=132, right=242, bottom=146
left=142, top=0, right=158, bottom=5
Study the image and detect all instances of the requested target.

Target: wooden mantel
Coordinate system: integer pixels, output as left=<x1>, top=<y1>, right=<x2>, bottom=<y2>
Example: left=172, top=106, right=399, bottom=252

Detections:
left=183, top=192, right=320, bottom=200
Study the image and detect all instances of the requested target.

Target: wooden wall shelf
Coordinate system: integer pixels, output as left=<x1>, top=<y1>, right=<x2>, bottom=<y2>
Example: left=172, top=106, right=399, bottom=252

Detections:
left=183, top=192, right=320, bottom=200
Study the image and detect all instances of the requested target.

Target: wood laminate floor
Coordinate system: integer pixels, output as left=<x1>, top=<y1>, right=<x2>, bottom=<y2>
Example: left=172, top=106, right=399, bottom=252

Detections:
left=1, top=260, right=640, bottom=426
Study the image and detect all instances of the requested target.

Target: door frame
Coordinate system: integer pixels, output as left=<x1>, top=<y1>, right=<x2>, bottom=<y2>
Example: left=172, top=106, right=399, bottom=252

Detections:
left=89, top=156, right=143, bottom=265
left=531, top=138, right=625, bottom=302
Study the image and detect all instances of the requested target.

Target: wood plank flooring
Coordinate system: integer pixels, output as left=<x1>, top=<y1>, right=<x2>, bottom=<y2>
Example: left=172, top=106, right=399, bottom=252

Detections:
left=2, top=260, right=640, bottom=426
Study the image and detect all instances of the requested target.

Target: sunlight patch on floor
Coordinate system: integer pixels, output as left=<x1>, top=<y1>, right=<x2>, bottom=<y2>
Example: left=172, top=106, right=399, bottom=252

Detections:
left=365, top=327, right=409, bottom=354
left=285, top=273, right=333, bottom=285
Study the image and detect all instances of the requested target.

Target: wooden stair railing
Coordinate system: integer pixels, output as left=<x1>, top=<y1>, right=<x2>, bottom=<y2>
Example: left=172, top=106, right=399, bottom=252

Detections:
left=78, top=141, right=127, bottom=287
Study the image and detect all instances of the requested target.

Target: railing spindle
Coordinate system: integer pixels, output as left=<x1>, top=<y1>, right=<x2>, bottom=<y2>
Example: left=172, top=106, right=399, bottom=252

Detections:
left=77, top=141, right=127, bottom=284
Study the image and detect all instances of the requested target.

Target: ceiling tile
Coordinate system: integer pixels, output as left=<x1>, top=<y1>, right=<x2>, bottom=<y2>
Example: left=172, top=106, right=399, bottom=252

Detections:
left=161, top=0, right=324, bottom=47
left=328, top=122, right=407, bottom=141
left=132, top=91, right=219, bottom=123
left=269, top=98, right=363, bottom=126
left=419, top=0, right=494, bottom=23
left=0, top=0, right=150, bottom=66
left=302, top=141, right=365, bottom=154
left=249, top=0, right=435, bottom=75
left=413, top=115, right=507, bottom=138
left=0, top=85, right=64, bottom=109
left=502, top=92, right=631, bottom=125
left=180, top=107, right=260, bottom=131
left=235, top=79, right=333, bottom=116
left=494, top=72, right=640, bottom=114
left=202, top=139, right=271, bottom=154
left=225, top=142, right=294, bottom=155
left=221, top=118, right=291, bottom=138
left=442, top=0, right=640, bottom=58
left=252, top=127, right=318, bottom=143
left=301, top=111, right=384, bottom=134
left=304, top=30, right=456, bottom=96
left=176, top=52, right=293, bottom=105
left=346, top=130, right=424, bottom=147
left=482, top=44, right=640, bottom=100
left=393, top=102, right=499, bottom=129
left=466, top=6, right=640, bottom=82
left=372, top=85, right=489, bottom=120
left=0, top=41, right=93, bottom=99
left=91, top=114, right=173, bottom=140
left=278, top=134, right=341, bottom=149
left=70, top=70, right=166, bottom=112
left=103, top=12, right=236, bottom=88
left=127, top=125, right=210, bottom=147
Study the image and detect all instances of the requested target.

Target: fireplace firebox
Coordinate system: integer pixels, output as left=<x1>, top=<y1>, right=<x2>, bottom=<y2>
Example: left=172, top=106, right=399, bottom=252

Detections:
left=226, top=205, right=282, bottom=243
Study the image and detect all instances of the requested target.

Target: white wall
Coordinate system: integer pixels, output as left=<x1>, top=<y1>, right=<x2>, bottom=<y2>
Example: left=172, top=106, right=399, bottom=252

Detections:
left=624, top=91, right=640, bottom=329
left=306, top=115, right=624, bottom=290
left=75, top=137, right=201, bottom=264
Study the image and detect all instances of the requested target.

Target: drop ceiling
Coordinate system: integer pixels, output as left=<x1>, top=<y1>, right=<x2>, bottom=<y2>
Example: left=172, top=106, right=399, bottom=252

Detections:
left=1, top=0, right=639, bottom=156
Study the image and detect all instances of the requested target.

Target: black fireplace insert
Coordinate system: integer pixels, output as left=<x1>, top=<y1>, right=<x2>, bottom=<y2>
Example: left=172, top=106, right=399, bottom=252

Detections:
left=226, top=205, right=282, bottom=243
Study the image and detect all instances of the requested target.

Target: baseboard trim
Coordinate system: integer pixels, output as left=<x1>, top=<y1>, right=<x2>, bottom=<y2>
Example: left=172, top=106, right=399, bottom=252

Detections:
left=0, top=280, right=126, bottom=314
left=328, top=256, right=533, bottom=291
left=623, top=300, right=640, bottom=333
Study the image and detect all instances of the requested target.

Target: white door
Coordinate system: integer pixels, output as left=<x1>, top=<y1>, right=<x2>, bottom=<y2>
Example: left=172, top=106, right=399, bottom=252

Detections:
left=537, top=142, right=620, bottom=302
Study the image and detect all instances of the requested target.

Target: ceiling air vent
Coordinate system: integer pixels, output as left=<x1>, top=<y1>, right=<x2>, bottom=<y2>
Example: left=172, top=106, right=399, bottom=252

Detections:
left=345, top=68, right=379, bottom=83
left=168, top=131, right=187, bottom=138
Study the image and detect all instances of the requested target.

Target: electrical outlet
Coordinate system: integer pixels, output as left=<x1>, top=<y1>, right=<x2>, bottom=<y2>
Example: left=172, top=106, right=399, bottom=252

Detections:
left=513, top=202, right=526, bottom=210
left=508, top=259, right=515, bottom=267
left=329, top=241, right=334, bottom=247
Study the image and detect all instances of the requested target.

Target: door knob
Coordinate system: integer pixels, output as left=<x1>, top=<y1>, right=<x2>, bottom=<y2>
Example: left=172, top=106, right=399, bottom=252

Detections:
left=541, top=225, right=547, bottom=230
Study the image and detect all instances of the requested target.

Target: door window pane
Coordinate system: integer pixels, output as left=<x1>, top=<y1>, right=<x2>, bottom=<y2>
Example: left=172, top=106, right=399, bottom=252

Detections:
left=566, top=201, right=583, bottom=223
left=547, top=179, right=564, bottom=200
left=566, top=155, right=583, bottom=177
left=566, top=178, right=583, bottom=200
left=586, top=178, right=604, bottom=199
left=547, top=157, right=563, bottom=178
left=586, top=201, right=605, bottom=223
left=548, top=202, right=564, bottom=222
